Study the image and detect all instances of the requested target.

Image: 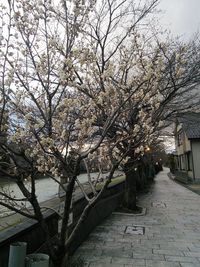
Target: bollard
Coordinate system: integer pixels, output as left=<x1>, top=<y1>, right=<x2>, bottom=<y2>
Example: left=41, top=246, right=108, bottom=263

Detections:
left=25, top=253, right=49, bottom=267
left=8, top=242, right=27, bottom=267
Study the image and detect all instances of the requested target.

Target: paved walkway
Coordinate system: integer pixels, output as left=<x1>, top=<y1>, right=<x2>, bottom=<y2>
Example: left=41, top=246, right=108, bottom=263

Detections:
left=74, top=168, right=200, bottom=267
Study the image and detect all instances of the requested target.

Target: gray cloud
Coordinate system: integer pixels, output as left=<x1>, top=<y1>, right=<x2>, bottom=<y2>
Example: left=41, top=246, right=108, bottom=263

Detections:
left=158, top=0, right=200, bottom=39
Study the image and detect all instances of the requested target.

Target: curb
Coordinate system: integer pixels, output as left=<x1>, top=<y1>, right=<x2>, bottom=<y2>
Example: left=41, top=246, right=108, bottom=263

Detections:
left=112, top=207, right=147, bottom=216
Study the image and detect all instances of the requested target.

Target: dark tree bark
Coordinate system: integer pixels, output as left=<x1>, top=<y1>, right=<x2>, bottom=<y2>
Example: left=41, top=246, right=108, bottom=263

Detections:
left=123, top=158, right=137, bottom=210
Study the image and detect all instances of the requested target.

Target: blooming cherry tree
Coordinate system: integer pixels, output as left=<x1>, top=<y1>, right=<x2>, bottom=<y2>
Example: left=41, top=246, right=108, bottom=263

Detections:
left=1, top=0, right=200, bottom=265
left=69, top=0, right=200, bottom=209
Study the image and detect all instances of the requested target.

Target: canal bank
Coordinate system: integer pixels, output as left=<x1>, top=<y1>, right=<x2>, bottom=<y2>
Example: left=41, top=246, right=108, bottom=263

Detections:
left=0, top=176, right=125, bottom=267
left=0, top=171, right=123, bottom=215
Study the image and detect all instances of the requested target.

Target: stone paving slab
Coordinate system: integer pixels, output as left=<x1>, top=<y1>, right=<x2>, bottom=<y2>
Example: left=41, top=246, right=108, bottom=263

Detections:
left=145, top=260, right=181, bottom=267
left=180, top=263, right=200, bottom=267
left=74, top=168, right=200, bottom=266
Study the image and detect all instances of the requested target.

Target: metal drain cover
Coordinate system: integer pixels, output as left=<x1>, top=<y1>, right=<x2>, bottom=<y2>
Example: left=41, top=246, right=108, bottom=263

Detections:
left=152, top=202, right=166, bottom=208
left=125, top=226, right=145, bottom=235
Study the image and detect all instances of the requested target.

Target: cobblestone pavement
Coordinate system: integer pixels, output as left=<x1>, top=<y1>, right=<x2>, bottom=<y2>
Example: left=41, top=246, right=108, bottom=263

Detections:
left=74, top=168, right=200, bottom=267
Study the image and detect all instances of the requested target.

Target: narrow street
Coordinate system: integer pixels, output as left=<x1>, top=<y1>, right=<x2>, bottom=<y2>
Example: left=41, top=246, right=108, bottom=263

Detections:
left=74, top=168, right=200, bottom=267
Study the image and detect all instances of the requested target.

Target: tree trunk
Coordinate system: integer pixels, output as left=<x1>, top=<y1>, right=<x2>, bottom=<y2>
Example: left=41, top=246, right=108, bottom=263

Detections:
left=50, top=248, right=68, bottom=267
left=123, top=159, right=137, bottom=210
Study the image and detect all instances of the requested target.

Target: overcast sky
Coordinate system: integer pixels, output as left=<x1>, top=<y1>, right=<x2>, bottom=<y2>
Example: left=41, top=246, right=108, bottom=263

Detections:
left=158, top=0, right=200, bottom=40
left=152, top=0, right=200, bottom=151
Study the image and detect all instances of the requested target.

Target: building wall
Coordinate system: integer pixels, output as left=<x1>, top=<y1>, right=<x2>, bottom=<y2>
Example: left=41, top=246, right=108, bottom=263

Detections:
left=175, top=123, right=194, bottom=179
left=191, top=140, right=200, bottom=179
left=175, top=124, right=191, bottom=155
left=184, top=133, right=191, bottom=152
left=188, top=170, right=194, bottom=179
left=176, top=144, right=184, bottom=155
left=176, top=124, right=183, bottom=155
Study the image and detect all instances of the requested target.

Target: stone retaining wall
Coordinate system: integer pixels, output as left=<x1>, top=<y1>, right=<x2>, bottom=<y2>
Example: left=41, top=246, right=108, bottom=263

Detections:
left=0, top=180, right=125, bottom=267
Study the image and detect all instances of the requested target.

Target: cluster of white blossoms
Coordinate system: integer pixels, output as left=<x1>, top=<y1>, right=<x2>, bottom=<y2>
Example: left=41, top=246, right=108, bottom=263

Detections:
left=9, top=128, right=27, bottom=144
left=0, top=0, right=194, bottom=184
left=135, top=145, right=144, bottom=154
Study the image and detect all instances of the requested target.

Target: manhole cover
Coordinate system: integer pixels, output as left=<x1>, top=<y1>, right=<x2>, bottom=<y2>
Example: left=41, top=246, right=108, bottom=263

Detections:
left=152, top=202, right=166, bottom=208
left=125, top=226, right=145, bottom=235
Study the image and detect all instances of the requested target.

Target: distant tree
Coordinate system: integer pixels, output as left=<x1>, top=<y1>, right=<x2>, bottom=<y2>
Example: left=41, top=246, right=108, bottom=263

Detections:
left=168, top=154, right=176, bottom=173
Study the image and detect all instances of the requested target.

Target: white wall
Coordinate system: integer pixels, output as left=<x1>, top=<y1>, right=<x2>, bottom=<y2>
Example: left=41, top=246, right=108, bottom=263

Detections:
left=191, top=140, right=200, bottom=179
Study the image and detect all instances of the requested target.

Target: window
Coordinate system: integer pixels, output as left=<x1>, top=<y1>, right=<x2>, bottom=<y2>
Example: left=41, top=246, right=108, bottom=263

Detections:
left=186, top=152, right=192, bottom=171
left=178, top=155, right=182, bottom=170
left=181, top=155, right=185, bottom=170
left=179, top=154, right=185, bottom=170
